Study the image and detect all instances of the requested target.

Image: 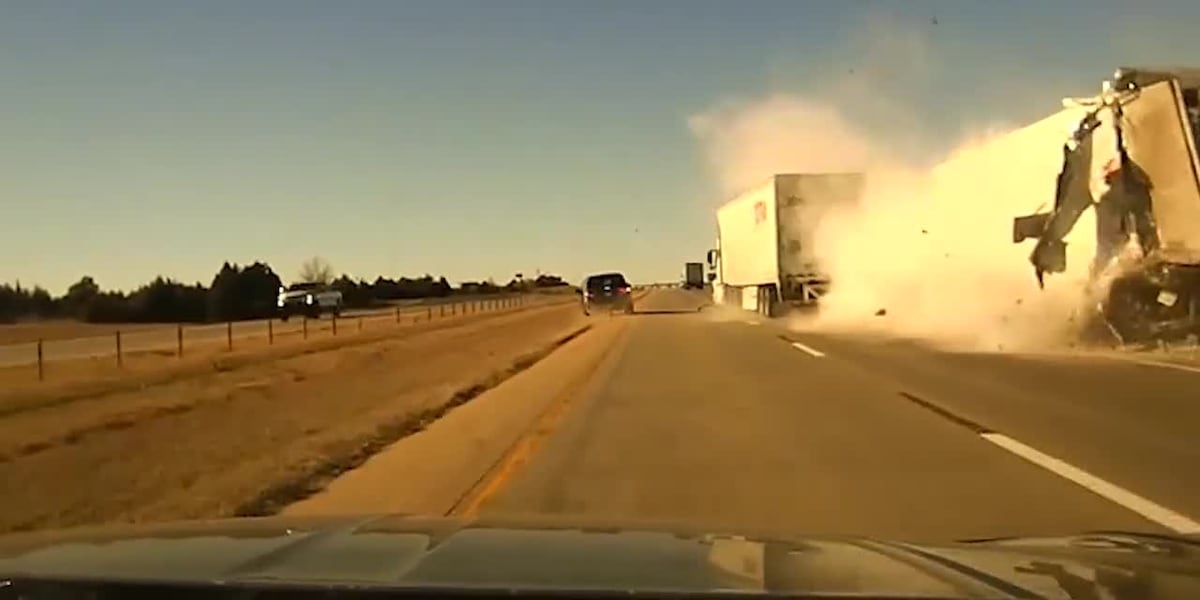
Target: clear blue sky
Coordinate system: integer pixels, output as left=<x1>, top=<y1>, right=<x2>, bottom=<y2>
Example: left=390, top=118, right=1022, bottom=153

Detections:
left=4, top=0, right=1200, bottom=293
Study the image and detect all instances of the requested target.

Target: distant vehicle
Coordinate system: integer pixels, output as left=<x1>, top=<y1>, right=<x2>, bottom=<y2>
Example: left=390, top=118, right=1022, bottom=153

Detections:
left=683, top=262, right=705, bottom=289
left=277, top=282, right=343, bottom=320
left=708, top=173, right=864, bottom=317
left=581, top=272, right=634, bottom=315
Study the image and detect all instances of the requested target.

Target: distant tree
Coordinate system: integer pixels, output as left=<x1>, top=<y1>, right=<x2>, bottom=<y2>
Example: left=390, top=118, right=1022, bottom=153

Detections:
left=82, top=291, right=133, bottom=323
left=331, top=274, right=374, bottom=308
left=207, top=262, right=240, bottom=322
left=534, top=274, right=567, bottom=288
left=435, top=276, right=452, bottom=297
left=239, top=262, right=283, bottom=318
left=0, top=284, right=25, bottom=323
left=207, top=261, right=282, bottom=321
left=2, top=262, right=538, bottom=324
left=126, top=277, right=208, bottom=322
left=62, top=276, right=102, bottom=319
left=298, top=256, right=334, bottom=285
left=29, top=286, right=57, bottom=317
left=371, top=276, right=400, bottom=300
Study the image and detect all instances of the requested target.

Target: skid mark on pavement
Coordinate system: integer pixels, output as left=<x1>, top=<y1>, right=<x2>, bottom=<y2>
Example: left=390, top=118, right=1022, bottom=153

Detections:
left=896, top=390, right=1200, bottom=534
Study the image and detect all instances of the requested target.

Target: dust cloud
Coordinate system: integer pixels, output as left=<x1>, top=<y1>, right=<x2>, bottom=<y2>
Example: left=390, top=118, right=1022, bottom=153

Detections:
left=689, top=20, right=1100, bottom=352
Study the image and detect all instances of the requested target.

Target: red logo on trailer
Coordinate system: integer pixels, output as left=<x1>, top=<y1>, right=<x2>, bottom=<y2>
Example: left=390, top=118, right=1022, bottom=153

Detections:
left=753, top=201, right=767, bottom=225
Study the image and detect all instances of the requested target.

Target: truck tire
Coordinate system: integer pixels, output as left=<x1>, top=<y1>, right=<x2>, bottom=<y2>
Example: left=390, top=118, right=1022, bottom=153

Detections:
left=758, top=286, right=776, bottom=318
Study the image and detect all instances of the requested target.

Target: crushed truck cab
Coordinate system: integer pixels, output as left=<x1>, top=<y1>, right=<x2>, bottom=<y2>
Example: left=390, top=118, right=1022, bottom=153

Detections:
left=1014, top=68, right=1200, bottom=343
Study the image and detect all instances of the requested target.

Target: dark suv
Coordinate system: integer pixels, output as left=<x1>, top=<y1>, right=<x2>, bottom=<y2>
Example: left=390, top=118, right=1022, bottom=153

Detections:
left=581, top=272, right=634, bottom=315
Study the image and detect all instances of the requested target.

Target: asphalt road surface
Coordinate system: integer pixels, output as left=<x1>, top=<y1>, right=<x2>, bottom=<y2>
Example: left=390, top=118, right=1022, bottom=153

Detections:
left=479, top=288, right=1200, bottom=541
left=297, top=287, right=1200, bottom=543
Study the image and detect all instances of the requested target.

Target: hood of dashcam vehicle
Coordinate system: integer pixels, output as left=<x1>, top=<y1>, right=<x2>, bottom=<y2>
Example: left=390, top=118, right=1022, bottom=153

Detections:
left=0, top=515, right=1198, bottom=598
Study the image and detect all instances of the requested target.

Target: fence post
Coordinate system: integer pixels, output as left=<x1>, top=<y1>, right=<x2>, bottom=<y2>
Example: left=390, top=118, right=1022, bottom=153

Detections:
left=440, top=305, right=445, bottom=317
left=226, top=322, right=233, bottom=351
left=358, top=316, right=363, bottom=332
left=395, top=307, right=401, bottom=324
left=177, top=325, right=183, bottom=357
left=37, top=339, right=44, bottom=382
left=115, top=330, right=123, bottom=368
left=268, top=319, right=274, bottom=345
left=427, top=307, right=432, bottom=321
left=332, top=315, right=338, bottom=336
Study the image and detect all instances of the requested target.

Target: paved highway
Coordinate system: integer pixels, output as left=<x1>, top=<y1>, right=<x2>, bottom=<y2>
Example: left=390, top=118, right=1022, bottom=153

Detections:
left=292, top=288, right=1200, bottom=543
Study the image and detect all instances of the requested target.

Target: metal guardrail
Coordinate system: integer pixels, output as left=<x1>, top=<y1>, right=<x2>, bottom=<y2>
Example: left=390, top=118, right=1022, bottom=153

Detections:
left=0, top=293, right=569, bottom=381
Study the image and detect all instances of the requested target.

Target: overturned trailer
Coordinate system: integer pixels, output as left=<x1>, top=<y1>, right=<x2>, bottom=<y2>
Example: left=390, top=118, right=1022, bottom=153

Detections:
left=1013, top=67, right=1200, bottom=344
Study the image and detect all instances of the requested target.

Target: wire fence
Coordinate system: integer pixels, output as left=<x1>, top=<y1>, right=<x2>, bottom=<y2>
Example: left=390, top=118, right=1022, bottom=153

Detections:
left=0, top=293, right=567, bottom=382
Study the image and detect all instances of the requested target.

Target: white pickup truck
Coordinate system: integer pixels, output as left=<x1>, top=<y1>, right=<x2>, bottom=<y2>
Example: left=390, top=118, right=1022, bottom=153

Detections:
left=276, top=282, right=343, bottom=320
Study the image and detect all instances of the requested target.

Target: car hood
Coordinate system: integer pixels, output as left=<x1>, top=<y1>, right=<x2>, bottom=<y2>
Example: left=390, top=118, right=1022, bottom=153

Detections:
left=0, top=515, right=1199, bottom=598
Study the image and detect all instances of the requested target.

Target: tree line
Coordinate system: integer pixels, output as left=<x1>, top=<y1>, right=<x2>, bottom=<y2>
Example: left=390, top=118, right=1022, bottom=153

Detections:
left=0, top=258, right=569, bottom=324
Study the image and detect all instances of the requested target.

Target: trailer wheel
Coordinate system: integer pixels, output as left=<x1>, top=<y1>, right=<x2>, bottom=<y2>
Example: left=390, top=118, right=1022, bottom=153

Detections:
left=758, top=286, right=775, bottom=318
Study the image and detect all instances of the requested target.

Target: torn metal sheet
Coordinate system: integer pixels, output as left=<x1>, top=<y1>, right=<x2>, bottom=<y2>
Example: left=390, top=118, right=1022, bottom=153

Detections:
left=1013, top=68, right=1200, bottom=343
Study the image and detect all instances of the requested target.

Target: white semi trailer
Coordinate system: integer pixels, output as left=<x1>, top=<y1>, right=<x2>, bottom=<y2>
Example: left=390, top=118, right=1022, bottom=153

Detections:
left=706, top=173, right=864, bottom=316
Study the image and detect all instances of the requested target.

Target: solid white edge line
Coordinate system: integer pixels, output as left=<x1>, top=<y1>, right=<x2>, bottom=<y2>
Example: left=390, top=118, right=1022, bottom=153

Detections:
left=790, top=341, right=825, bottom=358
left=981, top=433, right=1200, bottom=534
left=745, top=321, right=760, bottom=326
left=1129, top=358, right=1200, bottom=375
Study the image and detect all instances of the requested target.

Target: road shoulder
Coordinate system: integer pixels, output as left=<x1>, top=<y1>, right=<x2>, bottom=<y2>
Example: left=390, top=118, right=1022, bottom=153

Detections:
left=285, top=316, right=632, bottom=517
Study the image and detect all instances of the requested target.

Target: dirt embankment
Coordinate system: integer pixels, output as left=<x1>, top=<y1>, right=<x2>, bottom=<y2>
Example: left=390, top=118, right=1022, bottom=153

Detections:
left=0, top=302, right=587, bottom=533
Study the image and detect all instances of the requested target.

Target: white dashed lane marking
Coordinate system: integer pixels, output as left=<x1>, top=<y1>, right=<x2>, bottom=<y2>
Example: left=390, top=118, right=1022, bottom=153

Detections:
left=982, top=433, right=1200, bottom=534
left=790, top=341, right=825, bottom=358
left=1128, top=358, right=1200, bottom=375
